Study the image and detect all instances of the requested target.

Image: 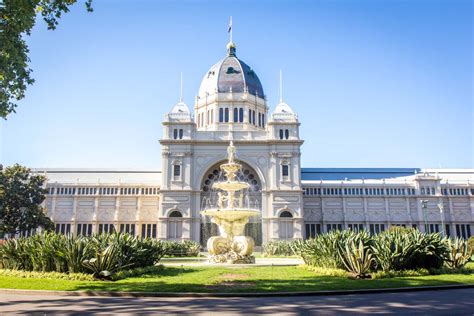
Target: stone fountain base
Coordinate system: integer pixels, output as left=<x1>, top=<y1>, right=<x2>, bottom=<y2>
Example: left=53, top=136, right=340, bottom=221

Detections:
left=207, top=235, right=256, bottom=264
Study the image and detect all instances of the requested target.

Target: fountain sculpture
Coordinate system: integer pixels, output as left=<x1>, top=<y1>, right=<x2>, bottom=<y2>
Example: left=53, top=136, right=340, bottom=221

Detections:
left=201, top=141, right=260, bottom=264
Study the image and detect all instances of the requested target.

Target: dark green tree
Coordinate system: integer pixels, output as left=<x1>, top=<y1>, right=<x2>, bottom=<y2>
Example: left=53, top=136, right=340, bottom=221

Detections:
left=0, top=164, right=53, bottom=235
left=0, top=0, right=93, bottom=119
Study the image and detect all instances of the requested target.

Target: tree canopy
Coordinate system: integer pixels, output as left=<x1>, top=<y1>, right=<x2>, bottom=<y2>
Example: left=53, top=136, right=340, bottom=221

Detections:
left=0, top=0, right=92, bottom=119
left=0, top=164, right=53, bottom=235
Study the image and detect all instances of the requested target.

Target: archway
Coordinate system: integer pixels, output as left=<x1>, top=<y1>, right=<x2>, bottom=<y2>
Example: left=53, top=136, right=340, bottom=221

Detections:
left=200, top=161, right=262, bottom=246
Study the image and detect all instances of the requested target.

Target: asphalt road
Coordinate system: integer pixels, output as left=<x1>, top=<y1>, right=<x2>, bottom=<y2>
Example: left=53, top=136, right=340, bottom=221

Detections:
left=1, top=288, right=473, bottom=315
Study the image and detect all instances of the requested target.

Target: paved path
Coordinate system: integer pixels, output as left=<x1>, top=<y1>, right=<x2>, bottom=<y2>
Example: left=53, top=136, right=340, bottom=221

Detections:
left=1, top=288, right=473, bottom=315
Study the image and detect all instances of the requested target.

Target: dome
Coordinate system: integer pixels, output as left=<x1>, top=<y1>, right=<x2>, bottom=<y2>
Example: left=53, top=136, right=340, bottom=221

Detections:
left=198, top=43, right=264, bottom=98
left=273, top=101, right=294, bottom=115
left=170, top=101, right=190, bottom=114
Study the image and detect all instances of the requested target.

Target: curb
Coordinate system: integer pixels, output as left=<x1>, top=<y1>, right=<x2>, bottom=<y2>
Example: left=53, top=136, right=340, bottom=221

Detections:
left=1, top=283, right=474, bottom=298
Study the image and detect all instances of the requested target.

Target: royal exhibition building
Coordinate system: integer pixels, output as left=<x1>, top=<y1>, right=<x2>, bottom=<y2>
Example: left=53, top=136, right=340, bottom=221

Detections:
left=34, top=41, right=473, bottom=246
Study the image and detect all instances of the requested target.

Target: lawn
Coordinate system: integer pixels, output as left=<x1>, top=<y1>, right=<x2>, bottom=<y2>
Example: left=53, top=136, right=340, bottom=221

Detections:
left=1, top=264, right=474, bottom=293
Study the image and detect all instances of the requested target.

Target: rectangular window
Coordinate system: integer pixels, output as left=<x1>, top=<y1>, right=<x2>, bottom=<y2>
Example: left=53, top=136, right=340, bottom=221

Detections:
left=279, top=220, right=293, bottom=239
left=168, top=221, right=183, bottom=239
left=98, top=223, right=115, bottom=234
left=429, top=224, right=439, bottom=233
left=305, top=223, right=321, bottom=239
left=219, top=108, right=224, bottom=122
left=282, top=165, right=289, bottom=177
left=120, top=224, right=136, bottom=236
left=258, top=112, right=261, bottom=127
left=141, top=223, right=157, bottom=239
left=369, top=223, right=385, bottom=235
left=327, top=223, right=343, bottom=232
left=456, top=224, right=471, bottom=239
left=252, top=110, right=256, bottom=125
left=224, top=108, right=229, bottom=122
left=76, top=223, right=93, bottom=236
left=348, top=223, right=365, bottom=232
left=173, top=165, right=181, bottom=177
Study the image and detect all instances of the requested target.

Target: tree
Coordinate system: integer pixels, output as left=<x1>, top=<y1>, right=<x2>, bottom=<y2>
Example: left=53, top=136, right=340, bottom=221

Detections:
left=0, top=0, right=93, bottom=119
left=0, top=164, right=53, bottom=235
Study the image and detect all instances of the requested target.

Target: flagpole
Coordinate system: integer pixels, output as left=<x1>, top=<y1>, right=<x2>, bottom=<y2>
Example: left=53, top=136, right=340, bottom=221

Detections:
left=229, top=16, right=233, bottom=42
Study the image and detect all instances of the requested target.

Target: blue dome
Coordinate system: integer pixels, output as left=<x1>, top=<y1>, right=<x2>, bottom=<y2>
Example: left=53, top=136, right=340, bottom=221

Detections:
left=198, top=43, right=264, bottom=98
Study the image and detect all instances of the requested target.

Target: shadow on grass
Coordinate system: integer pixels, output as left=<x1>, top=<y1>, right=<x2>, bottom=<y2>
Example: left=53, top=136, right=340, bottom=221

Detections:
left=68, top=271, right=474, bottom=294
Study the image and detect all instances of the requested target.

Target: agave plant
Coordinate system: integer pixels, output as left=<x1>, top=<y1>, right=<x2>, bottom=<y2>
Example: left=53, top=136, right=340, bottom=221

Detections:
left=445, top=238, right=472, bottom=269
left=338, top=238, right=375, bottom=278
left=82, top=242, right=131, bottom=278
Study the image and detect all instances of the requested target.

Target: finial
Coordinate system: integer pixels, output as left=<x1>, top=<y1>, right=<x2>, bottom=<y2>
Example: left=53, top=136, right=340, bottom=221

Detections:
left=179, top=72, right=183, bottom=103
left=279, top=69, right=283, bottom=103
left=228, top=16, right=233, bottom=42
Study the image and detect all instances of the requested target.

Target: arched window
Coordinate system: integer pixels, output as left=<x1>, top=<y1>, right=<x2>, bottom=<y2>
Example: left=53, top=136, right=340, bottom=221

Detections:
left=262, top=114, right=265, bottom=127
left=248, top=109, right=252, bottom=123
left=280, top=211, right=293, bottom=218
left=239, top=108, right=244, bottom=122
left=169, top=210, right=183, bottom=218
left=219, top=108, right=224, bottom=122
left=233, top=108, right=238, bottom=122
left=173, top=129, right=178, bottom=139
left=168, top=210, right=183, bottom=239
left=178, top=129, right=183, bottom=139
left=279, top=129, right=284, bottom=139
left=279, top=210, right=293, bottom=238
left=285, top=129, right=289, bottom=139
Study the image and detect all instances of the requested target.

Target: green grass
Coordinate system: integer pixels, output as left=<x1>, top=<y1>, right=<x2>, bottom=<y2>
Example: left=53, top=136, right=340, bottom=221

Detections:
left=1, top=263, right=473, bottom=293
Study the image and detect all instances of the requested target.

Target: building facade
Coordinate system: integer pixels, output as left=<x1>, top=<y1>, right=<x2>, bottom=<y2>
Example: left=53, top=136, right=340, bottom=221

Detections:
left=36, top=42, right=474, bottom=243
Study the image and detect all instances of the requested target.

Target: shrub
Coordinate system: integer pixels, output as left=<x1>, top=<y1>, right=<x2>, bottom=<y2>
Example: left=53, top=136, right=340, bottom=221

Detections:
left=467, top=236, right=474, bottom=257
left=445, top=238, right=472, bottom=269
left=163, top=240, right=200, bottom=257
left=373, top=228, right=448, bottom=271
left=0, top=232, right=166, bottom=278
left=0, top=268, right=95, bottom=281
left=262, top=240, right=297, bottom=257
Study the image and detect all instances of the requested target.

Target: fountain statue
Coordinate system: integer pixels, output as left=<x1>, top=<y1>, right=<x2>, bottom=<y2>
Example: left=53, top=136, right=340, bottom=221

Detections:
left=201, top=141, right=260, bottom=264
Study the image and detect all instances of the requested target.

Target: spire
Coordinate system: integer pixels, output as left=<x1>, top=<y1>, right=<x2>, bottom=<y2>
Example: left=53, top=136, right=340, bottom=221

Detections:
left=279, top=69, right=283, bottom=103
left=226, top=16, right=236, bottom=56
left=179, top=72, right=183, bottom=103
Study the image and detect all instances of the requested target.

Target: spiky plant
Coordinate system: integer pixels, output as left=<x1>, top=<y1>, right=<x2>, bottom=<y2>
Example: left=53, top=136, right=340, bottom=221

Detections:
left=445, top=238, right=472, bottom=269
left=339, top=238, right=375, bottom=278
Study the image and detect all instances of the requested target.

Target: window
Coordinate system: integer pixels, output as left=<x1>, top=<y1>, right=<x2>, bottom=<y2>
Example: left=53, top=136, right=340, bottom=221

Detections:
left=279, top=129, right=284, bottom=139
left=76, top=223, right=93, bottom=236
left=55, top=223, right=71, bottom=235
left=369, top=223, right=385, bottom=235
left=224, top=108, right=229, bottom=122
left=262, top=114, right=265, bottom=127
left=173, top=164, right=181, bottom=177
left=282, top=164, right=289, bottom=178
left=178, top=129, right=183, bottom=139
left=279, top=211, right=293, bottom=238
left=348, top=223, right=365, bottom=232
left=120, top=224, right=136, bottom=236
left=168, top=211, right=183, bottom=239
left=445, top=224, right=451, bottom=237
left=98, top=223, right=115, bottom=234
left=141, top=224, right=157, bottom=239
left=258, top=112, right=262, bottom=127
left=248, top=109, right=252, bottom=123
left=327, top=223, right=343, bottom=232
left=219, top=108, right=224, bottom=122
left=305, top=223, right=321, bottom=239
left=285, top=129, right=289, bottom=139
left=456, top=224, right=472, bottom=239
left=239, top=108, right=243, bottom=122
left=252, top=110, right=256, bottom=125
left=428, top=224, right=439, bottom=233
left=234, top=108, right=238, bottom=122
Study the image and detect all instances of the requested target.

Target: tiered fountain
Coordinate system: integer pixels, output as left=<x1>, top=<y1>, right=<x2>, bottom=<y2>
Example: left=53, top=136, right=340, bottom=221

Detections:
left=201, top=141, right=260, bottom=264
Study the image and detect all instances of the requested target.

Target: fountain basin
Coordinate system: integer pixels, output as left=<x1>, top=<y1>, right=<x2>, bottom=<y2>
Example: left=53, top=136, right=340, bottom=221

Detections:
left=212, top=181, right=249, bottom=191
left=201, top=208, right=259, bottom=238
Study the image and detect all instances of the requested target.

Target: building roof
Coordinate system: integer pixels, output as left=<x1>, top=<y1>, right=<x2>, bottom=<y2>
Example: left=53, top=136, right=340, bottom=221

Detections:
left=301, top=168, right=421, bottom=181
left=32, top=169, right=161, bottom=185
left=198, top=42, right=264, bottom=98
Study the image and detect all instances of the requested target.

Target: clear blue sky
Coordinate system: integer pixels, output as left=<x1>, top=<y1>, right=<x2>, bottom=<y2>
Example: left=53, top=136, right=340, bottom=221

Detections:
left=1, top=0, right=472, bottom=169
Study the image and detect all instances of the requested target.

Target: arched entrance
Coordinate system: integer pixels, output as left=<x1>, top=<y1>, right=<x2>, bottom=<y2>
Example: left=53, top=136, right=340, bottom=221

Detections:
left=200, top=161, right=262, bottom=246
